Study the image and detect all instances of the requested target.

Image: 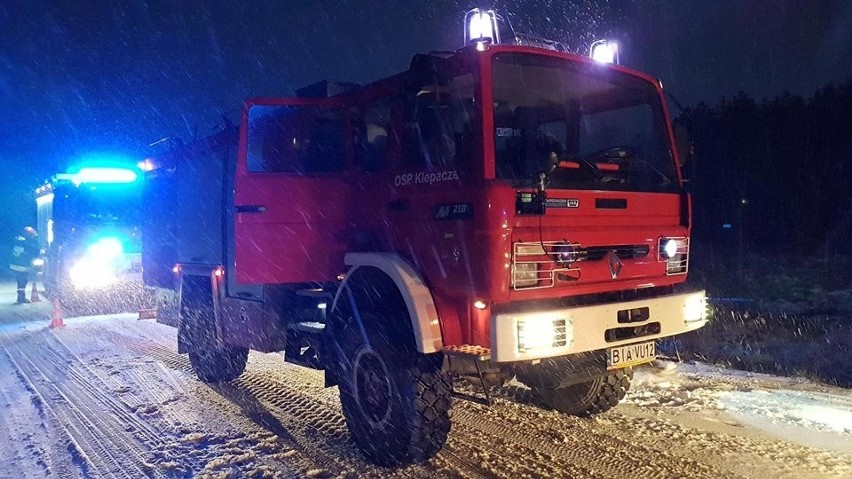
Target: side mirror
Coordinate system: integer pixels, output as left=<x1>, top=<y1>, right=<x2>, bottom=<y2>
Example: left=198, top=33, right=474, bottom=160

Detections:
left=672, top=122, right=694, bottom=182
left=672, top=122, right=692, bottom=167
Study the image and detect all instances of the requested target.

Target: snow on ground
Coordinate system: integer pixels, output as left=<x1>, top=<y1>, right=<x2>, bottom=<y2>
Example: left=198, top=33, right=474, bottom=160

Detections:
left=628, top=360, right=852, bottom=455
left=1, top=281, right=852, bottom=478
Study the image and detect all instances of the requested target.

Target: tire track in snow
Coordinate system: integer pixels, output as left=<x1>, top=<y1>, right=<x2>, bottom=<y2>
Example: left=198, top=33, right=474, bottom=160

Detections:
left=0, top=351, right=53, bottom=478
left=79, top=326, right=212, bottom=430
left=76, top=318, right=852, bottom=478
left=28, top=333, right=166, bottom=448
left=129, top=338, right=502, bottom=479
left=90, top=332, right=383, bottom=477
left=448, top=393, right=737, bottom=479
left=225, top=370, right=439, bottom=478
left=48, top=326, right=318, bottom=477
left=459, top=382, right=852, bottom=479
left=2, top=340, right=151, bottom=478
left=450, top=404, right=727, bottom=479
left=92, top=322, right=536, bottom=477
left=241, top=363, right=515, bottom=479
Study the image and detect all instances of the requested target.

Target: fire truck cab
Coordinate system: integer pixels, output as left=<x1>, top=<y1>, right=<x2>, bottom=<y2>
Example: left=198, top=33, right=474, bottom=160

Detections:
left=144, top=10, right=706, bottom=467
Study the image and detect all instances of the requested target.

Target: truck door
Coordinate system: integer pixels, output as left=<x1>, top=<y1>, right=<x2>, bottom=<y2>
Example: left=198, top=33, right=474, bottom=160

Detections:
left=387, top=75, right=481, bottom=289
left=234, top=98, right=351, bottom=284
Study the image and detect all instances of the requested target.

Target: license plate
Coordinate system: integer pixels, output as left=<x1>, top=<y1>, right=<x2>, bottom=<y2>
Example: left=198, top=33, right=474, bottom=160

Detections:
left=607, top=340, right=656, bottom=370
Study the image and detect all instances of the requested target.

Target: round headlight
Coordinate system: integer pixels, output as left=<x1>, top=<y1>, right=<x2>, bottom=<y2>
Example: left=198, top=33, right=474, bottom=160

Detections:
left=663, top=239, right=678, bottom=258
left=553, top=243, right=580, bottom=266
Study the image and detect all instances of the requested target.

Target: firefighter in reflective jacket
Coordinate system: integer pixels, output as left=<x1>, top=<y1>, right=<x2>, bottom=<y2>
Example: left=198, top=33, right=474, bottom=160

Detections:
left=9, top=226, right=39, bottom=304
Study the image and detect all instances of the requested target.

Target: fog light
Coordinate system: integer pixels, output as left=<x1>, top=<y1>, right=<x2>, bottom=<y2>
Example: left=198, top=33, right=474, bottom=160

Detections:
left=684, top=294, right=707, bottom=323
left=512, top=262, right=538, bottom=288
left=517, top=315, right=570, bottom=351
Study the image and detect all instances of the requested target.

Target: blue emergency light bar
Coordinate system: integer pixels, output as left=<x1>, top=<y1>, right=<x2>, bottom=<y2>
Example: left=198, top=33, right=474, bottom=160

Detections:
left=55, top=167, right=140, bottom=185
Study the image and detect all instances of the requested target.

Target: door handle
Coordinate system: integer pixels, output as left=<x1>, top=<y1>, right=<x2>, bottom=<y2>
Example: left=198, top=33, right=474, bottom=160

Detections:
left=387, top=198, right=411, bottom=211
left=235, top=205, right=267, bottom=213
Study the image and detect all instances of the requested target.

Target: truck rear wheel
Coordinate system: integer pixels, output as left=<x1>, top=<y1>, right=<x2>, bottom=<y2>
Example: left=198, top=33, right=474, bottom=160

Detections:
left=188, top=345, right=248, bottom=383
left=533, top=367, right=633, bottom=416
left=182, top=300, right=248, bottom=383
left=334, top=309, right=451, bottom=466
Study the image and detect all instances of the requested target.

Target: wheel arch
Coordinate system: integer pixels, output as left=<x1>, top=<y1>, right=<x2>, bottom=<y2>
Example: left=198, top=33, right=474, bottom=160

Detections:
left=331, top=252, right=443, bottom=354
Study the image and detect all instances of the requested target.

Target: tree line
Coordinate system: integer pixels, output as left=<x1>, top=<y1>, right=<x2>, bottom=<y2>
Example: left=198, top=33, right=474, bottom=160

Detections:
left=680, top=80, right=852, bottom=257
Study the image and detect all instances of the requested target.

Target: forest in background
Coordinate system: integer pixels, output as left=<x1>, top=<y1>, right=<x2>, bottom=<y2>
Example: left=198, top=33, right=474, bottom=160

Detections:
left=683, top=80, right=852, bottom=257
left=681, top=80, right=852, bottom=301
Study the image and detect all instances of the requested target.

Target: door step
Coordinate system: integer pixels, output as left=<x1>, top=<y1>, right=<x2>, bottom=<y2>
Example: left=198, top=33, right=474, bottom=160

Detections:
left=442, top=344, right=491, bottom=361
left=442, top=345, right=494, bottom=406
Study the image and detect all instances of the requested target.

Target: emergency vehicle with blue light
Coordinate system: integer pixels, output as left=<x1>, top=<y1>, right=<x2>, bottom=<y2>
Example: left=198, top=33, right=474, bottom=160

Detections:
left=142, top=9, right=707, bottom=466
left=36, top=164, right=144, bottom=301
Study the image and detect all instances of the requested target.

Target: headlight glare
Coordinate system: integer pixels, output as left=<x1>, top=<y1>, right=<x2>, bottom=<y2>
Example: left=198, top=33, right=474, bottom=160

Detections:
left=517, top=315, right=570, bottom=351
left=663, top=239, right=678, bottom=259
left=69, top=258, right=117, bottom=289
left=684, top=294, right=707, bottom=323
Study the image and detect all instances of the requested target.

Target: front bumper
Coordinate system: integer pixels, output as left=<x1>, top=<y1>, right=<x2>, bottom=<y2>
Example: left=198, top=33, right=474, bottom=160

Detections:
left=491, top=290, right=707, bottom=363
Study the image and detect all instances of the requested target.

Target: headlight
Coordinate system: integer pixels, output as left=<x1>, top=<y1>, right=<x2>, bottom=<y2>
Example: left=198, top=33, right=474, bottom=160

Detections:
left=658, top=237, right=689, bottom=274
left=69, top=258, right=118, bottom=289
left=552, top=242, right=584, bottom=266
left=517, top=315, right=570, bottom=351
left=683, top=294, right=707, bottom=323
left=512, top=262, right=538, bottom=288
left=663, top=239, right=678, bottom=259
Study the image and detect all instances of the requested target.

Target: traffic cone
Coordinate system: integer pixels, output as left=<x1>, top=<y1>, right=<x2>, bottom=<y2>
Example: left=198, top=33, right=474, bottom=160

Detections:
left=30, top=282, right=41, bottom=303
left=49, top=299, right=64, bottom=329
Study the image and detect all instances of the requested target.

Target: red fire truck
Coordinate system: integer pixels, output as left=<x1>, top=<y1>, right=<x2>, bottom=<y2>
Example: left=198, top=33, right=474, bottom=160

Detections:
left=143, top=9, right=706, bottom=466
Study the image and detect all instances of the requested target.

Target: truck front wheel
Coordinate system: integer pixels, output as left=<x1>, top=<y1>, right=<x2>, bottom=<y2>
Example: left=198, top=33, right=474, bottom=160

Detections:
left=334, top=311, right=451, bottom=466
left=533, top=367, right=633, bottom=416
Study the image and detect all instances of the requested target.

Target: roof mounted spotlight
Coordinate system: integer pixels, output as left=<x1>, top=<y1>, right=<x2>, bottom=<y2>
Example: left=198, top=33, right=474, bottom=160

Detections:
left=464, top=8, right=499, bottom=51
left=590, top=39, right=619, bottom=64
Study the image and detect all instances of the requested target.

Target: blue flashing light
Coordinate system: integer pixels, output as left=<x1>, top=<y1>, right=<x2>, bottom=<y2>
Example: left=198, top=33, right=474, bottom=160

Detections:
left=72, top=167, right=139, bottom=185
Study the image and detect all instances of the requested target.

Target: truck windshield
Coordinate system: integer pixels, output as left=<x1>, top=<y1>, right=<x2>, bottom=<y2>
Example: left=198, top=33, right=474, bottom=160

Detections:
left=492, top=53, right=679, bottom=192
left=57, top=187, right=141, bottom=227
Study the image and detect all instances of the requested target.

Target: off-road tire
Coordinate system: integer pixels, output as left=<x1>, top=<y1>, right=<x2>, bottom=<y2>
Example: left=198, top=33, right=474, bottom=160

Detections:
left=334, top=308, right=452, bottom=466
left=182, top=297, right=248, bottom=383
left=534, top=367, right=633, bottom=416
left=188, top=346, right=248, bottom=383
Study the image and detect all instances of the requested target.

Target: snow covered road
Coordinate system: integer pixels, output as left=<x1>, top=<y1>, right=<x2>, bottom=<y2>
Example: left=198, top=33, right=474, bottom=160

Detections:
left=1, top=285, right=851, bottom=478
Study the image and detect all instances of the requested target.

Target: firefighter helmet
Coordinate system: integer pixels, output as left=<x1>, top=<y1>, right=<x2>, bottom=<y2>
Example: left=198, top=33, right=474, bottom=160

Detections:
left=22, top=226, right=37, bottom=238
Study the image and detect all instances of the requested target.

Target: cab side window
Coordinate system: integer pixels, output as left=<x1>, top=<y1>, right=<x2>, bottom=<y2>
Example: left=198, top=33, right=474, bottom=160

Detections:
left=356, top=101, right=392, bottom=172
left=403, top=73, right=476, bottom=171
left=247, top=104, right=345, bottom=174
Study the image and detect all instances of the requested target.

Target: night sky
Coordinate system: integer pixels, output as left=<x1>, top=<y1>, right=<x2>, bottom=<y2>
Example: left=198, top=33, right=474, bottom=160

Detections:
left=1, top=0, right=850, bottom=244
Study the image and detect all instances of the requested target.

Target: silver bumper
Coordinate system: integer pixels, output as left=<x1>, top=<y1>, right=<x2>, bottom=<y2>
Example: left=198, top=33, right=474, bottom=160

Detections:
left=490, top=290, right=707, bottom=363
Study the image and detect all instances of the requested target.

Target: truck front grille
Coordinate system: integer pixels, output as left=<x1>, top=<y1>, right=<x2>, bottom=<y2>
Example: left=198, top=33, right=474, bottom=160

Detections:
left=511, top=241, right=650, bottom=290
